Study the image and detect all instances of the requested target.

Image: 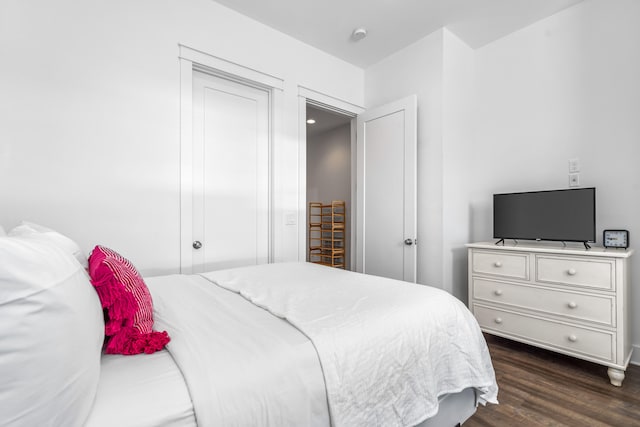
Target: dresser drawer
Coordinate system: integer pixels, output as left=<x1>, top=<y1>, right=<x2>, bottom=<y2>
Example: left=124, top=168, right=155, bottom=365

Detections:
left=472, top=278, right=615, bottom=326
left=536, top=255, right=615, bottom=291
left=474, top=305, right=614, bottom=362
left=471, top=250, right=529, bottom=280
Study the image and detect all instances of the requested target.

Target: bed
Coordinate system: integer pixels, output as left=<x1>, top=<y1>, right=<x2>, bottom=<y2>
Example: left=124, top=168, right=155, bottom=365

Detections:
left=0, top=223, right=498, bottom=427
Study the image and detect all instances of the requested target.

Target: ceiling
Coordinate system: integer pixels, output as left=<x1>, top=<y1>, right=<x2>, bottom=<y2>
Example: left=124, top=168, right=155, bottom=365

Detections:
left=306, top=105, right=351, bottom=138
left=213, top=0, right=583, bottom=68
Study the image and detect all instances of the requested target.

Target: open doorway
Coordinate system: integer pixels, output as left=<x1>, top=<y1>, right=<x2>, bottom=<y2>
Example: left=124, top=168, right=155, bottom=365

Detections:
left=300, top=94, right=416, bottom=280
left=305, top=103, right=353, bottom=269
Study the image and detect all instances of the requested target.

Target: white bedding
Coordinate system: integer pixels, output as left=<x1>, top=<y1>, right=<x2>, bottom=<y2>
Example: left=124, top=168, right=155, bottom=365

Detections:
left=147, top=274, right=330, bottom=427
left=86, top=263, right=497, bottom=427
left=202, top=262, right=498, bottom=427
left=84, top=350, right=196, bottom=427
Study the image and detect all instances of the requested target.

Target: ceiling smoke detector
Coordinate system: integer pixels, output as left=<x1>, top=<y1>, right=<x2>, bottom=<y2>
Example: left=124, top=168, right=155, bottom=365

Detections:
left=352, top=28, right=367, bottom=41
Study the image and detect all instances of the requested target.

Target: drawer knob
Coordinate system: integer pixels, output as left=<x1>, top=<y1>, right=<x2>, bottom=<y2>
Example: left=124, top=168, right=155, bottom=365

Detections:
left=494, top=261, right=502, bottom=268
left=568, top=301, right=578, bottom=309
left=494, top=317, right=503, bottom=324
left=494, top=289, right=503, bottom=296
left=568, top=334, right=578, bottom=342
left=567, top=268, right=577, bottom=276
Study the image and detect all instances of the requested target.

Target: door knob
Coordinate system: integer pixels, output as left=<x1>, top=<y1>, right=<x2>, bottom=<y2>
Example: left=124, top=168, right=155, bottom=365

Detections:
left=193, top=240, right=202, bottom=250
left=404, top=239, right=414, bottom=246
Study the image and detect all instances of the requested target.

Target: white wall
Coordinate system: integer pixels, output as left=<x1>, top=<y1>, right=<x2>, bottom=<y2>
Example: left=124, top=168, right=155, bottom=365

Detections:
left=442, top=32, right=475, bottom=300
left=365, top=1, right=640, bottom=362
left=306, top=124, right=351, bottom=268
left=470, top=0, right=640, bottom=360
left=365, top=29, right=475, bottom=297
left=0, top=0, right=364, bottom=275
left=3, top=0, right=638, bottom=359
left=365, top=30, right=445, bottom=289
left=307, top=124, right=351, bottom=205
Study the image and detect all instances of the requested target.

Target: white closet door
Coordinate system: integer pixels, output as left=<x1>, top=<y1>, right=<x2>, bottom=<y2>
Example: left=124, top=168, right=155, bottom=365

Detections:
left=192, top=71, right=270, bottom=272
left=356, top=95, right=417, bottom=282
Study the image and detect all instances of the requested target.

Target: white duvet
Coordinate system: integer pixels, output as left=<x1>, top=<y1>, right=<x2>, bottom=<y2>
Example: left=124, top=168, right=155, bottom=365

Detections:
left=148, top=273, right=330, bottom=427
left=202, top=262, right=498, bottom=427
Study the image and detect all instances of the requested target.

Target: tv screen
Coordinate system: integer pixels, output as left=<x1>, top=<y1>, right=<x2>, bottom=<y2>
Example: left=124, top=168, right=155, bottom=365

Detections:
left=493, top=188, right=596, bottom=243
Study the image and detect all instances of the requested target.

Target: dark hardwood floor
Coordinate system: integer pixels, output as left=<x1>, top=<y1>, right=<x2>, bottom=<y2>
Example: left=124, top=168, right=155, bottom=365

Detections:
left=464, top=334, right=640, bottom=427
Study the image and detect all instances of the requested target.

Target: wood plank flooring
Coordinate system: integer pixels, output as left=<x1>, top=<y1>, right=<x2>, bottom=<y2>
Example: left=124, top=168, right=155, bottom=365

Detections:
left=464, top=334, right=640, bottom=427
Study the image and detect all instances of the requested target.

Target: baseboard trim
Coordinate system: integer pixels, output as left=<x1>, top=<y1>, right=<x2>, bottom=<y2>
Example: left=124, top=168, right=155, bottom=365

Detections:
left=630, top=345, right=640, bottom=366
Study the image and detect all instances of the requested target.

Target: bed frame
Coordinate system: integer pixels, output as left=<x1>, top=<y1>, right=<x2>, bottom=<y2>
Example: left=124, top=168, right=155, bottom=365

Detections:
left=417, top=388, right=477, bottom=427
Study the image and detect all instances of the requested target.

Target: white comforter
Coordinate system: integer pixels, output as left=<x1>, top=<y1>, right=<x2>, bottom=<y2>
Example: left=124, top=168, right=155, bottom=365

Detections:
left=202, top=262, right=498, bottom=427
left=147, top=274, right=330, bottom=427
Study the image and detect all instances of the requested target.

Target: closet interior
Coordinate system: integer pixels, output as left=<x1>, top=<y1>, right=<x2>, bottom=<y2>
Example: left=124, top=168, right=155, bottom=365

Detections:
left=306, top=103, right=353, bottom=269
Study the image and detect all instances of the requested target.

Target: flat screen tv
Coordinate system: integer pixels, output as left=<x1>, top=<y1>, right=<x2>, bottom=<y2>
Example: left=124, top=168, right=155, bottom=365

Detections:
left=493, top=188, right=596, bottom=247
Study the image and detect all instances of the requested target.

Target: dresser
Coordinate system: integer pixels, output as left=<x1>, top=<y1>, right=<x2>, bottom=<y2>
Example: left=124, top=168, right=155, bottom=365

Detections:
left=466, top=241, right=633, bottom=386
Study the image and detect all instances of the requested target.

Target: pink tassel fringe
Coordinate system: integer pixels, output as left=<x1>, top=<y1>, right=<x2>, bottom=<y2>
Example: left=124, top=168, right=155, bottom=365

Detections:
left=105, top=327, right=171, bottom=355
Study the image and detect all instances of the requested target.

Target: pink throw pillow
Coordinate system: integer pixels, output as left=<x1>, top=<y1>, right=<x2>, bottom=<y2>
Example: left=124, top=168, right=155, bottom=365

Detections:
left=88, top=245, right=169, bottom=354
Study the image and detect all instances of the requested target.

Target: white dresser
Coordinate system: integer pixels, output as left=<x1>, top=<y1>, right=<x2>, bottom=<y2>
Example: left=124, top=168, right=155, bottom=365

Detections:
left=466, top=241, right=633, bottom=386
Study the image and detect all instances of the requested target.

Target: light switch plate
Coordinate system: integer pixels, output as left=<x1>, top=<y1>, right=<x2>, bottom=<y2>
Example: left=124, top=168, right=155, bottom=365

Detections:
left=285, top=212, right=297, bottom=226
left=568, top=158, right=580, bottom=173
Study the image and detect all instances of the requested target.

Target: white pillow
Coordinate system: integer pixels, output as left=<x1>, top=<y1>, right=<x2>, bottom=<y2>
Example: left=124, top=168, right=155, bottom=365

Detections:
left=8, top=221, right=88, bottom=269
left=0, top=236, right=104, bottom=426
left=0, top=225, right=5, bottom=236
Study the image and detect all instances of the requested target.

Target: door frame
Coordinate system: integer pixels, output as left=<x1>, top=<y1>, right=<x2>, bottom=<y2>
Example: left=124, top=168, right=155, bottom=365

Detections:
left=297, top=86, right=364, bottom=268
left=179, top=45, right=284, bottom=273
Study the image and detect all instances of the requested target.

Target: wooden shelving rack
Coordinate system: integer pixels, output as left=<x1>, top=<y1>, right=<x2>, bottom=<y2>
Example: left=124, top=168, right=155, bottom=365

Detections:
left=308, top=202, right=323, bottom=259
left=308, top=200, right=346, bottom=269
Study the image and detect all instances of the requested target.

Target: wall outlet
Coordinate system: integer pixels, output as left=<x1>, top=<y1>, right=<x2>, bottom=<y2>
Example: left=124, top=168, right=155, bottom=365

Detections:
left=568, top=158, right=580, bottom=173
left=569, top=173, right=580, bottom=187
